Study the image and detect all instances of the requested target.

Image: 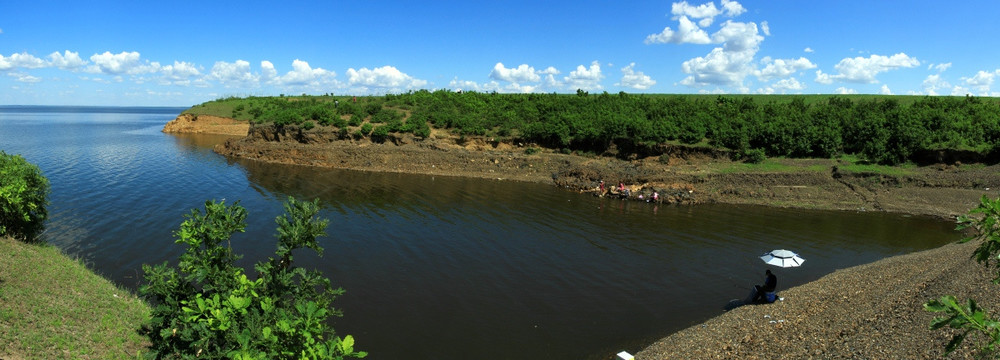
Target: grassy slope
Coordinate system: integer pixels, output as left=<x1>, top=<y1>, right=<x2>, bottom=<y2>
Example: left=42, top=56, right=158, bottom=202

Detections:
left=0, top=236, right=150, bottom=359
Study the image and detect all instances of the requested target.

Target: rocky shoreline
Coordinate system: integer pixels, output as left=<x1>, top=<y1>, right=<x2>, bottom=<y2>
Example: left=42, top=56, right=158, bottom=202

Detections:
left=166, top=116, right=1000, bottom=358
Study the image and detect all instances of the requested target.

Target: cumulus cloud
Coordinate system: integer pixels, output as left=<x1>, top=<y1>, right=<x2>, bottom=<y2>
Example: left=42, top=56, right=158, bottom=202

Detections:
left=260, top=61, right=278, bottom=82
left=47, top=50, right=87, bottom=70
left=208, top=60, right=258, bottom=88
left=275, top=59, right=335, bottom=85
left=490, top=62, right=542, bottom=83
left=755, top=56, right=816, bottom=81
left=644, top=16, right=712, bottom=44
left=161, top=61, right=200, bottom=80
left=648, top=1, right=768, bottom=89
left=346, top=65, right=427, bottom=90
left=815, top=53, right=919, bottom=84
left=921, top=74, right=950, bottom=95
left=962, top=70, right=999, bottom=93
left=678, top=20, right=764, bottom=87
left=564, top=61, right=604, bottom=91
left=804, top=47, right=814, bottom=53
left=616, top=62, right=656, bottom=90
left=835, top=87, right=857, bottom=94
left=0, top=52, right=46, bottom=70
left=87, top=51, right=160, bottom=75
left=879, top=84, right=893, bottom=95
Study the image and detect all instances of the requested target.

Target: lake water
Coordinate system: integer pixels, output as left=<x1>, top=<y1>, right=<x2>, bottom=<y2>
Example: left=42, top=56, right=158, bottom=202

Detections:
left=0, top=106, right=957, bottom=359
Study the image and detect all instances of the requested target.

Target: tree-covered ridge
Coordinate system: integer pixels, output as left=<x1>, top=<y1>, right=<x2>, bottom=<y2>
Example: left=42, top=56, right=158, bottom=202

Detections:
left=190, top=91, right=1000, bottom=165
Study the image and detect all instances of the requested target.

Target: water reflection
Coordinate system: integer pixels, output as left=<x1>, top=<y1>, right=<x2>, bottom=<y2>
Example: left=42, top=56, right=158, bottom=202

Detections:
left=227, top=155, right=957, bottom=360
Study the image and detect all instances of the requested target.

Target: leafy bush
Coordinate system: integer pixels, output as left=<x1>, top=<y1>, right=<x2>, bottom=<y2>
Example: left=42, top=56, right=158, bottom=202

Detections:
left=925, top=195, right=1000, bottom=356
left=360, top=123, right=373, bottom=136
left=0, top=152, right=49, bottom=242
left=139, top=198, right=366, bottom=359
left=303, top=121, right=316, bottom=130
left=742, top=148, right=767, bottom=164
left=371, top=126, right=389, bottom=142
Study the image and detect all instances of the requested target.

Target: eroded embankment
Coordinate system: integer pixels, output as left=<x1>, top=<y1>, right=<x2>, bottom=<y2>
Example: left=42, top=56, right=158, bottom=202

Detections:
left=162, top=113, right=249, bottom=136
left=212, top=122, right=1000, bottom=220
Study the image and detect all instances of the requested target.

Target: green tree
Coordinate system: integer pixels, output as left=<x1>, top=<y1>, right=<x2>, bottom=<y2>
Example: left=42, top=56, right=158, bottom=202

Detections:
left=0, top=151, right=50, bottom=242
left=140, top=197, right=366, bottom=359
left=925, top=195, right=1000, bottom=356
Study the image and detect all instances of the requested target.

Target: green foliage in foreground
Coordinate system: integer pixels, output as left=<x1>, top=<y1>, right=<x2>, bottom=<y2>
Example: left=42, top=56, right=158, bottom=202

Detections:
left=140, top=197, right=366, bottom=359
left=0, top=151, right=50, bottom=242
left=193, top=92, right=1000, bottom=165
left=925, top=195, right=1000, bottom=356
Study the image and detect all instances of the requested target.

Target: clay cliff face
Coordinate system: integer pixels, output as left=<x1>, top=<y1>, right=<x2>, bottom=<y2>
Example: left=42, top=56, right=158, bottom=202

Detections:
left=162, top=114, right=249, bottom=136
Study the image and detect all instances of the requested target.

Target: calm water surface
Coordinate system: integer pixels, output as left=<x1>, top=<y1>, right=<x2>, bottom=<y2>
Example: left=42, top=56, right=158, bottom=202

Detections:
left=0, top=106, right=957, bottom=359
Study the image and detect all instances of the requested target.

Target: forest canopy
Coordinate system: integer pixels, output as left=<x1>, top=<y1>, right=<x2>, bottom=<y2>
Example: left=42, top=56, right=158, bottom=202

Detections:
left=189, top=91, right=1000, bottom=165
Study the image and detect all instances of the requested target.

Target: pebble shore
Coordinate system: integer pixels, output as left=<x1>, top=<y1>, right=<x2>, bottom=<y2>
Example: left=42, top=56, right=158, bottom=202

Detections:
left=636, top=240, right=1000, bottom=359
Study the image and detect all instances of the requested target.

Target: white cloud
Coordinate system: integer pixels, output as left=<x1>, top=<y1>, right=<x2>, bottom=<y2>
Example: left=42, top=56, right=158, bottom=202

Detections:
left=644, top=16, right=712, bottom=44
left=161, top=61, right=201, bottom=84
left=929, top=62, right=951, bottom=72
left=47, top=50, right=87, bottom=70
left=921, top=74, right=950, bottom=95
left=617, top=62, right=656, bottom=90
left=208, top=60, right=258, bottom=88
left=260, top=61, right=278, bottom=82
left=719, top=0, right=746, bottom=17
left=489, top=62, right=542, bottom=83
left=0, top=52, right=46, bottom=70
left=755, top=57, right=816, bottom=81
left=835, top=86, right=857, bottom=94
left=773, top=77, right=805, bottom=91
left=564, top=61, right=604, bottom=91
left=818, top=53, right=920, bottom=84
left=760, top=21, right=770, bottom=36
left=962, top=70, right=998, bottom=93
left=346, top=65, right=427, bottom=90
left=87, top=51, right=160, bottom=75
left=277, top=59, right=335, bottom=85
left=7, top=72, right=41, bottom=83
left=449, top=78, right=486, bottom=92
left=879, top=84, right=892, bottom=95
left=804, top=47, right=814, bottom=53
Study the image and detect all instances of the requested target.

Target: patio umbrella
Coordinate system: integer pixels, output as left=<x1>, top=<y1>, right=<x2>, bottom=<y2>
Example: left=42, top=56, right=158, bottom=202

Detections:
left=760, top=249, right=805, bottom=268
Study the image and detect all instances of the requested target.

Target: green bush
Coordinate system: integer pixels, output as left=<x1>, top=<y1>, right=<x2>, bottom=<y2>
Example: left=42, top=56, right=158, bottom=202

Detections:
left=303, top=121, right=315, bottom=130
left=360, top=123, right=373, bottom=136
left=0, top=152, right=49, bottom=242
left=139, top=198, right=366, bottom=359
left=743, top=148, right=766, bottom=164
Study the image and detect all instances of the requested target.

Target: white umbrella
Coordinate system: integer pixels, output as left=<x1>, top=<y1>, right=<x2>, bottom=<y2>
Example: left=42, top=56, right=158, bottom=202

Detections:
left=760, top=249, right=805, bottom=268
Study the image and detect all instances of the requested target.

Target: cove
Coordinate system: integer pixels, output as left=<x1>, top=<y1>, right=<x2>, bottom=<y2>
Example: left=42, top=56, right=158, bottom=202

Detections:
left=0, top=107, right=956, bottom=359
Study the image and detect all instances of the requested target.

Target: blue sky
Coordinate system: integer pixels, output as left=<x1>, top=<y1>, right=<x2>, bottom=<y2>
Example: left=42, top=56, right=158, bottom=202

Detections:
left=1, top=0, right=998, bottom=106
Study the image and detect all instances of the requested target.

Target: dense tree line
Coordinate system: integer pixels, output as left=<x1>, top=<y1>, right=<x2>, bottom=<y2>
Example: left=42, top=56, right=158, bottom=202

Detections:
left=202, top=91, right=1000, bottom=165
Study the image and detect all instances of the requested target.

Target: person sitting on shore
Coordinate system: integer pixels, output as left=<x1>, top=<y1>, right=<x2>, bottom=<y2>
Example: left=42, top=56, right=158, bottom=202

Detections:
left=752, top=269, right=777, bottom=303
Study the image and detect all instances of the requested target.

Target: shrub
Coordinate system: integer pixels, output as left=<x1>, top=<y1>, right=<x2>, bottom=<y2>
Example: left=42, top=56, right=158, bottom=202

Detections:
left=0, top=152, right=49, bottom=242
left=371, top=126, right=389, bottom=142
left=360, top=123, right=373, bottom=136
left=525, top=147, right=540, bottom=155
left=139, top=198, right=366, bottom=359
left=302, top=121, right=316, bottom=130
left=743, top=148, right=766, bottom=164
left=348, top=113, right=364, bottom=127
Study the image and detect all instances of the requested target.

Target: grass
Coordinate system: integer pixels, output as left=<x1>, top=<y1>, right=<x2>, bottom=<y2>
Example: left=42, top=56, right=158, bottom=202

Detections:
left=0, top=236, right=150, bottom=359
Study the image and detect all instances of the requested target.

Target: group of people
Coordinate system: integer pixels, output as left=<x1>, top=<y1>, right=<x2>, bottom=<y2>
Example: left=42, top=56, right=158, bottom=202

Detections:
left=597, top=180, right=659, bottom=202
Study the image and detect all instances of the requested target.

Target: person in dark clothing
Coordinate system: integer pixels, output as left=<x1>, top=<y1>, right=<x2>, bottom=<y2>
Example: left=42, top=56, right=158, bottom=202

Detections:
left=752, top=269, right=777, bottom=303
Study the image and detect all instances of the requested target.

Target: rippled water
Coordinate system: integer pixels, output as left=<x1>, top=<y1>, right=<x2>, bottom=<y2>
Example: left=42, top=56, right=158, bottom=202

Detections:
left=0, top=106, right=957, bottom=359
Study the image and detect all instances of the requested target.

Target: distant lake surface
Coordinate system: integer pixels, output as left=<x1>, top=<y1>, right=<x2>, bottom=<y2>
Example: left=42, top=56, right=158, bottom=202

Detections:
left=0, top=106, right=957, bottom=359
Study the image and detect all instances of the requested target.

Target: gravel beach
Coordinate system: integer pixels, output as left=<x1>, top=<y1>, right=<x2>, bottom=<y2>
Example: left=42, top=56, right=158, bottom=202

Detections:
left=635, top=239, right=1000, bottom=359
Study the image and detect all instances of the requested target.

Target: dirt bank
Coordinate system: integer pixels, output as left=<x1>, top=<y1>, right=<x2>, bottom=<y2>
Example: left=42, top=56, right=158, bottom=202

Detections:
left=214, top=123, right=1000, bottom=220
left=162, top=113, right=249, bottom=136
left=635, top=239, right=1000, bottom=359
